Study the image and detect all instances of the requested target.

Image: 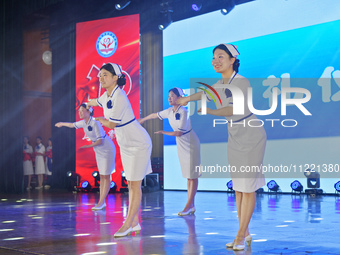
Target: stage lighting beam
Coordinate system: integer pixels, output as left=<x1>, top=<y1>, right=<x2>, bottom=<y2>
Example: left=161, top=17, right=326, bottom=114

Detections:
left=115, top=1, right=131, bottom=10
left=221, top=0, right=235, bottom=15
left=159, top=2, right=173, bottom=30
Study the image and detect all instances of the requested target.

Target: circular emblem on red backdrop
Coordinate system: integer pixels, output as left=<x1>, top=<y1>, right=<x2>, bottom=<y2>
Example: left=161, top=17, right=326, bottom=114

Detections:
left=96, top=31, right=118, bottom=58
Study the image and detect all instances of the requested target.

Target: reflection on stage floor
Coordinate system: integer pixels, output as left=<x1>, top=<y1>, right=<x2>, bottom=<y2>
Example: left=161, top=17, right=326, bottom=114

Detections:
left=0, top=190, right=339, bottom=255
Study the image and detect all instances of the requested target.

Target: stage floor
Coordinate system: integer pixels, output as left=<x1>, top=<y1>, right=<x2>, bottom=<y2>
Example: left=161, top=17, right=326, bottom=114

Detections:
left=0, top=190, right=339, bottom=255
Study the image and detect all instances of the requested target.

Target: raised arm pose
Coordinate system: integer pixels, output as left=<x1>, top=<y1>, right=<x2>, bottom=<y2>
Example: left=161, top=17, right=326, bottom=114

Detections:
left=139, top=87, right=200, bottom=216
left=55, top=103, right=116, bottom=210
left=88, top=63, right=152, bottom=238
left=178, top=44, right=267, bottom=251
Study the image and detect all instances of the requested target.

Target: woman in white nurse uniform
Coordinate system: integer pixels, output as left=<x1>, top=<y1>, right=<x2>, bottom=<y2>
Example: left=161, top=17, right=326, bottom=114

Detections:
left=87, top=63, right=152, bottom=237
left=23, top=136, right=34, bottom=190
left=177, top=44, right=266, bottom=251
left=55, top=104, right=116, bottom=210
left=35, top=136, right=46, bottom=189
left=138, top=87, right=200, bottom=216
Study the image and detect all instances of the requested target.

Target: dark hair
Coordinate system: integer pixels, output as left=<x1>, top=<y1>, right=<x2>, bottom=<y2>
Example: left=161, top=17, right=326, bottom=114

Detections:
left=79, top=103, right=94, bottom=116
left=24, top=136, right=30, bottom=144
left=168, top=88, right=181, bottom=97
left=36, top=136, right=42, bottom=141
left=213, top=44, right=240, bottom=73
left=48, top=138, right=52, bottom=143
left=100, top=63, right=126, bottom=87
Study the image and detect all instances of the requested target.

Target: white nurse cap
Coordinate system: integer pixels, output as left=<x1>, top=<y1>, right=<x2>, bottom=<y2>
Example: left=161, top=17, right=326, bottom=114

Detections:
left=223, top=44, right=240, bottom=57
left=175, top=87, right=185, bottom=97
left=109, top=63, right=123, bottom=78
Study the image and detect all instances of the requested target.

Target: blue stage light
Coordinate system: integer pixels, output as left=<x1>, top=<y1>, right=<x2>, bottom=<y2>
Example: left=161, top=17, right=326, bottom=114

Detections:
left=81, top=181, right=89, bottom=189
left=192, top=3, right=202, bottom=11
left=291, top=180, right=303, bottom=192
left=110, top=181, right=116, bottom=189
left=226, top=180, right=233, bottom=190
left=335, top=181, right=340, bottom=192
left=267, top=180, right=280, bottom=192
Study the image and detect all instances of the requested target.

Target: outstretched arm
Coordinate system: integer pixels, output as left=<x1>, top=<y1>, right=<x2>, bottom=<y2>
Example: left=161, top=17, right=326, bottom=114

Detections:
left=155, top=130, right=183, bottom=137
left=55, top=122, right=75, bottom=128
left=80, top=139, right=103, bottom=149
left=198, top=106, right=233, bottom=117
left=87, top=99, right=99, bottom=107
left=138, top=113, right=158, bottom=124
left=177, top=91, right=204, bottom=106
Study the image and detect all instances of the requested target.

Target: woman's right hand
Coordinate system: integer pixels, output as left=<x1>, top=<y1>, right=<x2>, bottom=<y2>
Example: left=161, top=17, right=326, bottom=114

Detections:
left=177, top=97, right=190, bottom=106
left=55, top=122, right=63, bottom=128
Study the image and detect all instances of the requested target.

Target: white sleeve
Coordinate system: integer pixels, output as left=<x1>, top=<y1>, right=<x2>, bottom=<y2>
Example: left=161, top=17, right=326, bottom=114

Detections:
left=73, top=120, right=84, bottom=129
left=157, top=108, right=171, bottom=120
left=96, top=94, right=105, bottom=108
left=93, top=121, right=106, bottom=140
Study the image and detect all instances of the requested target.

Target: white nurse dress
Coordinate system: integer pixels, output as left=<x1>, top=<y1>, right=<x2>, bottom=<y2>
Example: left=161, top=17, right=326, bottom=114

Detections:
left=97, top=85, right=152, bottom=181
left=74, top=117, right=116, bottom=175
left=157, top=106, right=200, bottom=179
left=206, top=71, right=266, bottom=193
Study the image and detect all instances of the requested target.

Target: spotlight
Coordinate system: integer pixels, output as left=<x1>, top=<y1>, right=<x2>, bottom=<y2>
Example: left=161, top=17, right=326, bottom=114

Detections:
left=267, top=180, right=280, bottom=192
left=304, top=169, right=323, bottom=196
left=220, top=0, right=235, bottom=15
left=115, top=0, right=131, bottom=10
left=159, top=2, right=173, bottom=30
left=80, top=181, right=91, bottom=192
left=334, top=181, right=340, bottom=193
left=290, top=180, right=303, bottom=192
left=110, top=181, right=116, bottom=189
left=304, top=169, right=320, bottom=188
left=191, top=2, right=202, bottom=11
left=66, top=171, right=79, bottom=191
left=226, top=180, right=233, bottom=191
left=92, top=171, right=100, bottom=187
left=109, top=181, right=117, bottom=193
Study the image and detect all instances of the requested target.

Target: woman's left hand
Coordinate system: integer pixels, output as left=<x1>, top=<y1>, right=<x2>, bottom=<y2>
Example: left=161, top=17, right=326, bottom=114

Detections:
left=154, top=130, right=165, bottom=135
left=95, top=117, right=105, bottom=123
left=79, top=145, right=89, bottom=149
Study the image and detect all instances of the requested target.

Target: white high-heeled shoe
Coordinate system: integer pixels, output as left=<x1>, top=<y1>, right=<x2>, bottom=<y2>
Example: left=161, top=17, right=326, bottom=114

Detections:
left=233, top=237, right=245, bottom=251
left=92, top=203, right=106, bottom=210
left=132, top=223, right=141, bottom=234
left=114, top=227, right=133, bottom=238
left=226, top=234, right=252, bottom=248
left=178, top=207, right=195, bottom=216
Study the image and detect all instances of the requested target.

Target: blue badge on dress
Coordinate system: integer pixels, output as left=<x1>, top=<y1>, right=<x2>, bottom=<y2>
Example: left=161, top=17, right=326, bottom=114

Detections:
left=36, top=145, right=40, bottom=150
left=175, top=113, right=181, bottom=120
left=88, top=126, right=93, bottom=131
left=225, top=88, right=232, bottom=98
left=24, top=145, right=27, bottom=150
left=107, top=100, right=113, bottom=109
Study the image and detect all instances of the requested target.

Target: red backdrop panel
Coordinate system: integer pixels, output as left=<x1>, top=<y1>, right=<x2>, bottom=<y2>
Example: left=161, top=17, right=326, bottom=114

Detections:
left=75, top=15, right=140, bottom=190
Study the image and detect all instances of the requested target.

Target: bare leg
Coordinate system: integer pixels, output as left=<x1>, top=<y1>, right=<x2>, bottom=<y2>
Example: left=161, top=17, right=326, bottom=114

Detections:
left=116, top=180, right=142, bottom=233
left=96, top=175, right=111, bottom=207
left=235, top=192, right=256, bottom=245
left=182, top=178, right=198, bottom=211
left=38, top=174, right=43, bottom=187
left=27, top=175, right=32, bottom=188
